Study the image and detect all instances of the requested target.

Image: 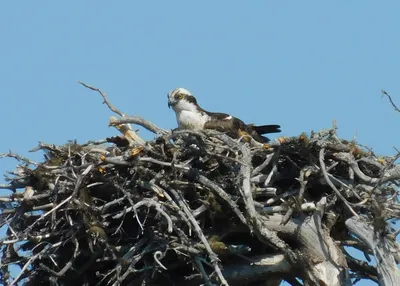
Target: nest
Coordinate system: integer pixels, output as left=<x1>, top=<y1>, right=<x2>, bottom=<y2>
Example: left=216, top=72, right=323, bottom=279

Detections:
left=1, top=127, right=399, bottom=286
left=1, top=84, right=399, bottom=285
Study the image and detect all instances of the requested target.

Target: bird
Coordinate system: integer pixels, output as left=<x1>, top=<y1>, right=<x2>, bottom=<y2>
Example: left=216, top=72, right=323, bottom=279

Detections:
left=167, top=88, right=281, bottom=143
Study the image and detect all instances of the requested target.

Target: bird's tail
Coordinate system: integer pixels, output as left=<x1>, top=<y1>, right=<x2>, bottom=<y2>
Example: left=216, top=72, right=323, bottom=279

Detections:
left=252, top=124, right=281, bottom=135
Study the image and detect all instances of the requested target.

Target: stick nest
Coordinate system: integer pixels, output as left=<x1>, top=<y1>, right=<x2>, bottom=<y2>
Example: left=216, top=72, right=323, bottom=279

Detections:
left=1, top=127, right=399, bottom=285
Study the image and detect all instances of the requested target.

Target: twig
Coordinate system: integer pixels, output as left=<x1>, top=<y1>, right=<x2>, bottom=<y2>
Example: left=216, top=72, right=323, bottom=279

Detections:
left=40, top=237, right=79, bottom=276
left=139, top=156, right=248, bottom=227
left=153, top=251, right=168, bottom=270
left=79, top=81, right=148, bottom=145
left=251, top=153, right=275, bottom=176
left=112, top=198, right=173, bottom=233
left=26, top=165, right=93, bottom=231
left=319, top=148, right=359, bottom=218
left=10, top=243, right=49, bottom=286
left=381, top=89, right=400, bottom=113
left=166, top=186, right=228, bottom=286
left=0, top=151, right=37, bottom=165
left=194, top=256, right=216, bottom=286
left=78, top=81, right=125, bottom=116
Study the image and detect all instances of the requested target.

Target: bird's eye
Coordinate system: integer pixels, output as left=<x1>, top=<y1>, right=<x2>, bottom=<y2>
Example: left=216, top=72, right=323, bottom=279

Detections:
left=177, top=94, right=184, bottom=100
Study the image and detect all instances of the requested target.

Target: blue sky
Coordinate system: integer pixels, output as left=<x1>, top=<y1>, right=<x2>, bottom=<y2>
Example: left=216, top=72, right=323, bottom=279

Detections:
left=1, top=1, right=399, bottom=285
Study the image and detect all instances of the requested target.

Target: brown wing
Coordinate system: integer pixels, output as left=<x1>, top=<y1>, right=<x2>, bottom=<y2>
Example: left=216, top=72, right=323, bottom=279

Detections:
left=203, top=111, right=239, bottom=138
left=203, top=117, right=239, bottom=139
left=203, top=112, right=281, bottom=143
left=203, top=116, right=259, bottom=141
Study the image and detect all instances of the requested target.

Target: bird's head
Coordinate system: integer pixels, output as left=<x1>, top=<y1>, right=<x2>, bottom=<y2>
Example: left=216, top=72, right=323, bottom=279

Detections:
left=167, top=88, right=199, bottom=112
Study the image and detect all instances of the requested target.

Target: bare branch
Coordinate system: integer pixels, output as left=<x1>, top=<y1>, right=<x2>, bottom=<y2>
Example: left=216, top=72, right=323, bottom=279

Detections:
left=109, top=116, right=168, bottom=135
left=319, top=148, right=359, bottom=218
left=346, top=216, right=400, bottom=285
left=78, top=81, right=125, bottom=116
left=381, top=89, right=400, bottom=113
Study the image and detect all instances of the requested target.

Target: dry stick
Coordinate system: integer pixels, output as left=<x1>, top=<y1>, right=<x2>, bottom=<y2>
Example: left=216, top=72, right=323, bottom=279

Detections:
left=78, top=81, right=146, bottom=145
left=26, top=165, right=93, bottom=231
left=319, top=148, right=359, bottom=218
left=381, top=89, right=400, bottom=113
left=153, top=251, right=168, bottom=270
left=251, top=153, right=275, bottom=176
left=196, top=175, right=248, bottom=227
left=98, top=237, right=150, bottom=286
left=220, top=135, right=300, bottom=266
left=28, top=194, right=73, bottom=230
left=369, top=151, right=400, bottom=195
left=345, top=255, right=378, bottom=282
left=40, top=237, right=79, bottom=277
left=109, top=116, right=146, bottom=146
left=109, top=116, right=168, bottom=135
left=78, top=81, right=124, bottom=117
left=101, top=196, right=127, bottom=213
left=114, top=247, right=153, bottom=286
left=334, top=152, right=400, bottom=185
left=0, top=184, right=15, bottom=190
left=137, top=180, right=192, bottom=232
left=280, top=168, right=309, bottom=225
left=112, top=199, right=173, bottom=233
left=112, top=183, right=145, bottom=232
left=281, top=169, right=308, bottom=226
left=194, top=256, right=216, bottom=286
left=10, top=243, right=49, bottom=286
left=167, top=186, right=228, bottom=286
left=138, top=157, right=248, bottom=227
left=0, top=151, right=38, bottom=165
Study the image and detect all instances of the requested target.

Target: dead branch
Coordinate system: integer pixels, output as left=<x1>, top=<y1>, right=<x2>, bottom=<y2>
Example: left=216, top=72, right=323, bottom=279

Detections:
left=109, top=115, right=168, bottom=135
left=79, top=81, right=125, bottom=117
left=381, top=89, right=400, bottom=113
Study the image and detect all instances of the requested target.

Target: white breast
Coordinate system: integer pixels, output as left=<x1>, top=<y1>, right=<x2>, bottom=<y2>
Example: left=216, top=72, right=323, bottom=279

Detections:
left=177, top=110, right=210, bottom=130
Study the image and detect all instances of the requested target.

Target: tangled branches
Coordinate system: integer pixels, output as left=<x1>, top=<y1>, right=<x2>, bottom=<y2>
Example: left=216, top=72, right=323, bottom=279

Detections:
left=0, top=86, right=399, bottom=286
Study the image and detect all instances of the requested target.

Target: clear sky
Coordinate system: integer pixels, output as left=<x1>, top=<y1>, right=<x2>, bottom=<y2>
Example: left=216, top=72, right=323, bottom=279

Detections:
left=1, top=1, right=399, bottom=285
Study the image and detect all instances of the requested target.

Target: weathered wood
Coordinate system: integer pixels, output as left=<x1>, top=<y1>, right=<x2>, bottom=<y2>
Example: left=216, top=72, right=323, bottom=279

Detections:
left=346, top=217, right=400, bottom=286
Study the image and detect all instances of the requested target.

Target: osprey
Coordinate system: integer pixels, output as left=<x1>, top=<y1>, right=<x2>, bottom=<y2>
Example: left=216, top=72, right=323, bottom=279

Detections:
left=167, top=88, right=281, bottom=142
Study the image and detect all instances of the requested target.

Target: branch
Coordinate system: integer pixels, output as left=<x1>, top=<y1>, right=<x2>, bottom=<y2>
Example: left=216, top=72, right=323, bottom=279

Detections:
left=112, top=198, right=173, bottom=233
left=79, top=81, right=147, bottom=145
left=381, top=89, right=400, bottom=113
left=346, top=216, right=400, bottom=285
left=0, top=151, right=37, bottom=165
left=109, top=116, right=146, bottom=146
left=166, top=185, right=228, bottom=286
left=109, top=116, right=168, bottom=135
left=138, top=156, right=248, bottom=227
left=78, top=81, right=125, bottom=116
left=319, top=148, right=359, bottom=218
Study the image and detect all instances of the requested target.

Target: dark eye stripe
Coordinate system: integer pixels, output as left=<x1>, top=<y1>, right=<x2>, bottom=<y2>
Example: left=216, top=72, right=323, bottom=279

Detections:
left=186, top=95, right=197, bottom=104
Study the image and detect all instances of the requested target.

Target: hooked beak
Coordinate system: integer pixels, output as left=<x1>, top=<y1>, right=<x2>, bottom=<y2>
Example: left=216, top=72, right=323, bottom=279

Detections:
left=168, top=99, right=175, bottom=109
left=167, top=93, right=172, bottom=108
